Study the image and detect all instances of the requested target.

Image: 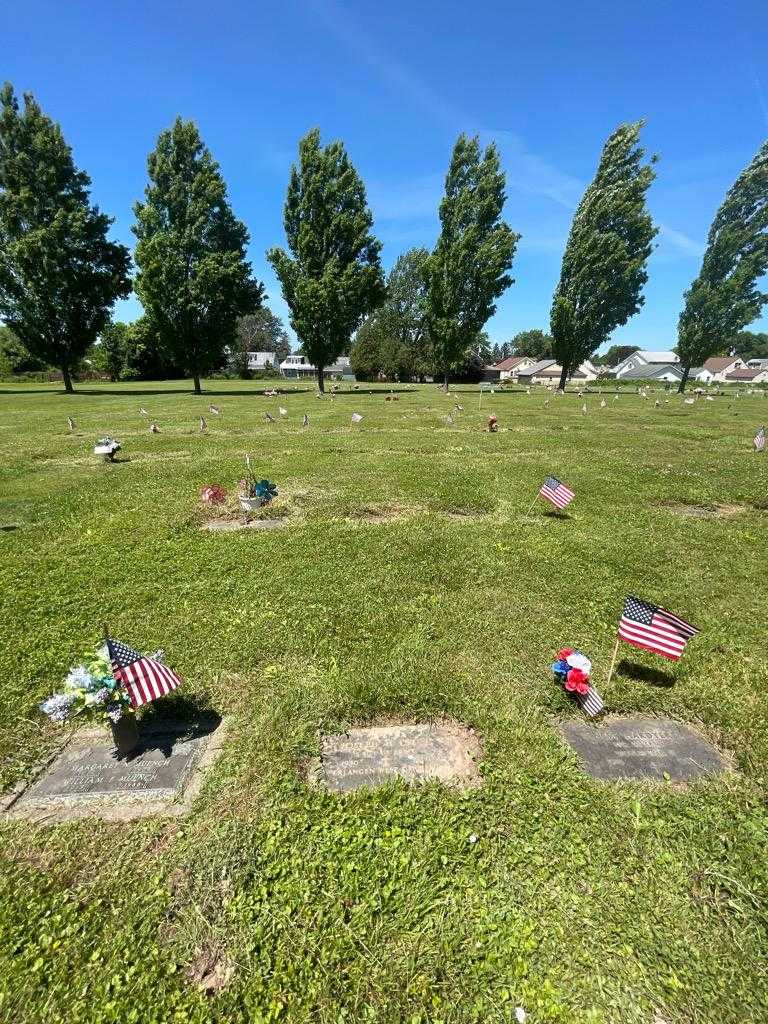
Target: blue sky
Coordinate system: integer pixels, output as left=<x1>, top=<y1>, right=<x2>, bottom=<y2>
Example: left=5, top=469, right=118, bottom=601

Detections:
left=3, top=0, right=767, bottom=351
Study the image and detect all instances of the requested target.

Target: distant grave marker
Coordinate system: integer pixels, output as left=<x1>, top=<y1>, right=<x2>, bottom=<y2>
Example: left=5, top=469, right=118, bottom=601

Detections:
left=5, top=715, right=225, bottom=821
left=202, top=518, right=289, bottom=532
left=560, top=716, right=727, bottom=782
left=315, top=723, right=482, bottom=793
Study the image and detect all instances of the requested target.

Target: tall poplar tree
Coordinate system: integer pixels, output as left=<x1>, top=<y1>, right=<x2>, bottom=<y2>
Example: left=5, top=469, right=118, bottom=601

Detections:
left=425, top=135, right=518, bottom=388
left=268, top=129, right=384, bottom=392
left=550, top=122, right=657, bottom=390
left=0, top=84, right=131, bottom=392
left=676, top=141, right=768, bottom=392
left=133, top=118, right=262, bottom=394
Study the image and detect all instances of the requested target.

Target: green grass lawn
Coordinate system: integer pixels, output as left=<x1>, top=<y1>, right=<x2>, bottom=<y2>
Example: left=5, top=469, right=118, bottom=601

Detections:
left=1, top=378, right=767, bottom=1024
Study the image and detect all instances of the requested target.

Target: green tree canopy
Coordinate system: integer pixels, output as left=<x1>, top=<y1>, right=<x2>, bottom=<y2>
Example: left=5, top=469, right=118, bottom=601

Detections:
left=268, top=128, right=385, bottom=392
left=133, top=117, right=263, bottom=394
left=677, top=141, right=768, bottom=391
left=510, top=329, right=553, bottom=360
left=550, top=121, right=657, bottom=389
left=350, top=248, right=433, bottom=382
left=425, top=134, right=519, bottom=387
left=93, top=322, right=131, bottom=381
left=596, top=344, right=640, bottom=368
left=0, top=84, right=131, bottom=392
left=732, top=330, right=768, bottom=362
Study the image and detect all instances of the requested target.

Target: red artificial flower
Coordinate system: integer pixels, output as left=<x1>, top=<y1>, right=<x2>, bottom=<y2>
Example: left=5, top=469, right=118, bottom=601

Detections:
left=557, top=648, right=574, bottom=660
left=576, top=681, right=590, bottom=696
left=566, top=667, right=587, bottom=685
left=564, top=677, right=578, bottom=692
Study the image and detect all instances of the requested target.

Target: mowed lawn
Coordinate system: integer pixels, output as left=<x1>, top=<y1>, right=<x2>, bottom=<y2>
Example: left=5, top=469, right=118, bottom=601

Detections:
left=0, top=379, right=767, bottom=1024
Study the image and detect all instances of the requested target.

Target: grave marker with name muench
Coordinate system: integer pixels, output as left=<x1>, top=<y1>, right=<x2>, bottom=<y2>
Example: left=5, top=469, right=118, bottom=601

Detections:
left=5, top=715, right=225, bottom=822
left=560, top=716, right=728, bottom=782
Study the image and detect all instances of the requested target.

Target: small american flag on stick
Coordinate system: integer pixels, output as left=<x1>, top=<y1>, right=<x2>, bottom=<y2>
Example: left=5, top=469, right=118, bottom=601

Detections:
left=107, top=638, right=182, bottom=708
left=754, top=426, right=765, bottom=452
left=539, top=476, right=575, bottom=510
left=618, top=596, right=699, bottom=662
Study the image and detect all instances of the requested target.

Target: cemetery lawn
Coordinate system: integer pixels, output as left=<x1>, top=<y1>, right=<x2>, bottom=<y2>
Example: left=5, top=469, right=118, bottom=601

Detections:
left=1, top=379, right=767, bottom=1024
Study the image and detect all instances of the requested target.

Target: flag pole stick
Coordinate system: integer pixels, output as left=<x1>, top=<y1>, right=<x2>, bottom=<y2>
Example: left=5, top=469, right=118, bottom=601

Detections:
left=524, top=494, right=539, bottom=518
left=605, top=635, right=620, bottom=688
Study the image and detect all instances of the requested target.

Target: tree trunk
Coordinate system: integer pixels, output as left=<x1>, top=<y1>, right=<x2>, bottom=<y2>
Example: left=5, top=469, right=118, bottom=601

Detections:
left=61, top=362, right=74, bottom=394
left=443, top=369, right=450, bottom=391
left=317, top=365, right=325, bottom=393
left=192, top=373, right=202, bottom=394
left=558, top=364, right=568, bottom=391
left=677, top=365, right=691, bottom=394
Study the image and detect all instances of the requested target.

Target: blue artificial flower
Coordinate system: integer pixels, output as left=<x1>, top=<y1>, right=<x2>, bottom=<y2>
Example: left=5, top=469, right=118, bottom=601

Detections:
left=94, top=688, right=111, bottom=704
left=551, top=660, right=569, bottom=676
left=254, top=479, right=278, bottom=501
left=40, top=693, right=74, bottom=723
left=65, top=665, right=92, bottom=689
left=105, top=703, right=124, bottom=722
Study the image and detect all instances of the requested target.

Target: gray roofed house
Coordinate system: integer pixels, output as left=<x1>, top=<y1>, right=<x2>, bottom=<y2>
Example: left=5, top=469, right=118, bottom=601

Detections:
left=618, top=363, right=683, bottom=382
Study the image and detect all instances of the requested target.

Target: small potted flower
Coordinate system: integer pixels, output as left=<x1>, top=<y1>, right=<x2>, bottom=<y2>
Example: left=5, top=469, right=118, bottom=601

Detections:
left=40, top=646, right=138, bottom=755
left=238, top=456, right=277, bottom=512
left=94, top=436, right=121, bottom=461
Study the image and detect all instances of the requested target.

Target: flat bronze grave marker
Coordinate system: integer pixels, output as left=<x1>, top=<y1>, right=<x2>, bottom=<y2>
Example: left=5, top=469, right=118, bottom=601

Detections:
left=316, top=723, right=482, bottom=794
left=202, top=518, right=288, bottom=532
left=5, top=716, right=225, bottom=821
left=560, top=716, right=727, bottom=782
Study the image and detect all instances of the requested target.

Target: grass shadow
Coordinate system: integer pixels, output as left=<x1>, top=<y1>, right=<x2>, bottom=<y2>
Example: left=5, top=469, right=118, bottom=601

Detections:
left=542, top=509, right=574, bottom=522
left=616, top=659, right=676, bottom=688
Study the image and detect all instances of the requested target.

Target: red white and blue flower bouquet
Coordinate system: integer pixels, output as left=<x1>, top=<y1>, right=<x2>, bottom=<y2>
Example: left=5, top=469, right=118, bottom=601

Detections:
left=551, top=648, right=605, bottom=717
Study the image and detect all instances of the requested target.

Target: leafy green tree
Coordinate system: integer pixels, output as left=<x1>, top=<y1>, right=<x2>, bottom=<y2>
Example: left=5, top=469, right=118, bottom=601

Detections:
left=732, top=330, right=768, bottom=362
left=510, top=329, right=553, bottom=360
left=425, top=135, right=519, bottom=388
left=232, top=307, right=290, bottom=377
left=94, top=322, right=131, bottom=381
left=268, top=128, right=385, bottom=392
left=677, top=141, right=768, bottom=392
left=550, top=122, right=657, bottom=390
left=350, top=248, right=433, bottom=382
left=133, top=117, right=263, bottom=394
left=0, top=323, right=47, bottom=373
left=0, top=84, right=131, bottom=392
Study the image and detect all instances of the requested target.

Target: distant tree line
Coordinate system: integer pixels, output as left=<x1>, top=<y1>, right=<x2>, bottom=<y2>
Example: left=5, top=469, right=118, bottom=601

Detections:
left=0, top=81, right=766, bottom=393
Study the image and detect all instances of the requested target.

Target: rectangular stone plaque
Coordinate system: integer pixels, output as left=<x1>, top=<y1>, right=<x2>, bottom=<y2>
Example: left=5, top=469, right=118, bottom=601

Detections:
left=317, top=723, right=482, bottom=794
left=6, top=716, right=225, bottom=821
left=560, top=717, right=727, bottom=782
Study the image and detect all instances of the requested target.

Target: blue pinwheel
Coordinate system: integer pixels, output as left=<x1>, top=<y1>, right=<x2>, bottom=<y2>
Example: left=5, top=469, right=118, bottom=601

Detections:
left=254, top=479, right=278, bottom=502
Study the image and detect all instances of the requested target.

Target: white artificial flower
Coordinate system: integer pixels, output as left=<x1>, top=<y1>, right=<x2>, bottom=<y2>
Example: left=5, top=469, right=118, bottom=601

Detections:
left=566, top=652, right=592, bottom=675
left=515, top=1009, right=527, bottom=1024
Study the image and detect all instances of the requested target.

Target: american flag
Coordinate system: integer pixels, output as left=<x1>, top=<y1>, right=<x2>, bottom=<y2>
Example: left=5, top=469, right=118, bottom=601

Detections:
left=107, top=638, right=183, bottom=708
left=755, top=426, right=765, bottom=452
left=618, top=596, right=699, bottom=662
left=577, top=685, right=604, bottom=717
left=539, top=476, right=575, bottom=510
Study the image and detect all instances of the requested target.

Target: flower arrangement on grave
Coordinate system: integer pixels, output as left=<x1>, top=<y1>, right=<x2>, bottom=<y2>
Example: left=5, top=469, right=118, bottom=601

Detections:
left=238, top=455, right=277, bottom=510
left=200, top=484, right=228, bottom=505
left=551, top=648, right=592, bottom=697
left=94, top=436, right=121, bottom=460
left=40, top=646, right=132, bottom=727
left=487, top=414, right=498, bottom=433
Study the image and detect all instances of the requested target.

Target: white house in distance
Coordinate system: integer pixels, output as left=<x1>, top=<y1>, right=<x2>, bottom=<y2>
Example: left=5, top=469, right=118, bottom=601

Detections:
left=724, top=366, right=768, bottom=384
left=691, top=356, right=745, bottom=384
left=246, top=351, right=281, bottom=372
left=613, top=350, right=679, bottom=378
left=618, top=363, right=683, bottom=383
left=279, top=354, right=354, bottom=380
left=517, top=359, right=599, bottom=385
left=490, top=355, right=536, bottom=381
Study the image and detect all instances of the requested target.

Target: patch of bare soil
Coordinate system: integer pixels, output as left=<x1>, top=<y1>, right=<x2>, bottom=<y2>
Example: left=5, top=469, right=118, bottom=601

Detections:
left=661, top=502, right=748, bottom=519
left=187, top=946, right=235, bottom=995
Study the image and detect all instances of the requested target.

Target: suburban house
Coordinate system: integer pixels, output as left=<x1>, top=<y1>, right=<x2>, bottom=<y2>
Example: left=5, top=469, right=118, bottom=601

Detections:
left=724, top=367, right=768, bottom=384
left=279, top=354, right=354, bottom=380
left=517, top=359, right=599, bottom=385
left=746, top=358, right=768, bottom=369
left=614, top=350, right=679, bottom=378
left=617, top=363, right=684, bottom=383
left=696, top=356, right=745, bottom=383
left=246, top=351, right=281, bottom=372
left=491, top=355, right=536, bottom=381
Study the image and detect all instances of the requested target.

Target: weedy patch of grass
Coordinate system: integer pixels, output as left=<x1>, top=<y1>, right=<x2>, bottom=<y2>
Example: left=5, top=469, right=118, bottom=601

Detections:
left=1, top=379, right=767, bottom=1023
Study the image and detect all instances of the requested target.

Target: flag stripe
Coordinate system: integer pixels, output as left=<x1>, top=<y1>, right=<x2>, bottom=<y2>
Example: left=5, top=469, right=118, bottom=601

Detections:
left=107, top=638, right=183, bottom=708
left=617, top=596, right=698, bottom=661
